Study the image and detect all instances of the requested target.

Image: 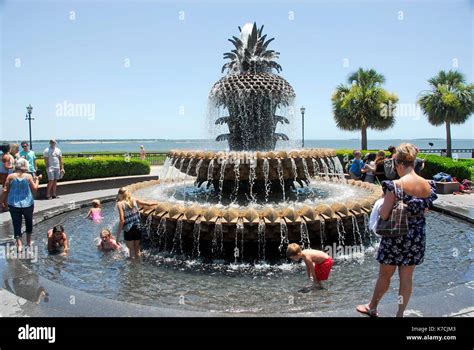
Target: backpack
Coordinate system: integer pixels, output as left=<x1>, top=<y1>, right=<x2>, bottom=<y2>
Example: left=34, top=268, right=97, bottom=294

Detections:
left=344, top=159, right=354, bottom=173
left=383, top=158, right=398, bottom=180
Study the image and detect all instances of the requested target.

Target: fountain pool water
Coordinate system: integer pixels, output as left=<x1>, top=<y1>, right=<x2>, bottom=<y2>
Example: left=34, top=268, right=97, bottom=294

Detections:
left=23, top=203, right=472, bottom=314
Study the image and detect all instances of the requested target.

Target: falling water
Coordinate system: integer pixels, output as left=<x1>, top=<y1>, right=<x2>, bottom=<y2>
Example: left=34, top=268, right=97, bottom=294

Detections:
left=301, top=158, right=310, bottom=181
left=184, top=158, right=194, bottom=181
left=301, top=159, right=315, bottom=197
left=257, top=219, right=266, bottom=262
left=300, top=220, right=311, bottom=249
left=278, top=219, right=289, bottom=254
left=212, top=218, right=224, bottom=257
left=327, top=157, right=336, bottom=176
left=319, top=219, right=325, bottom=249
left=290, top=158, right=298, bottom=182
left=194, top=159, right=203, bottom=185
left=332, top=156, right=345, bottom=181
left=207, top=159, right=215, bottom=186
left=144, top=215, right=153, bottom=239
left=172, top=219, right=184, bottom=255
left=232, top=159, right=240, bottom=202
left=192, top=219, right=201, bottom=258
left=234, top=219, right=245, bottom=263
left=218, top=159, right=227, bottom=203
left=351, top=215, right=363, bottom=245
left=171, top=159, right=186, bottom=198
left=160, top=157, right=172, bottom=179
left=321, top=158, right=330, bottom=180
left=335, top=218, right=346, bottom=246
left=183, top=158, right=194, bottom=200
left=167, top=157, right=179, bottom=180
left=195, top=158, right=204, bottom=175
left=277, top=159, right=286, bottom=201
left=249, top=162, right=257, bottom=203
left=363, top=213, right=372, bottom=246
left=263, top=158, right=270, bottom=202
left=178, top=158, right=185, bottom=177
left=312, top=158, right=321, bottom=179
left=157, top=217, right=167, bottom=250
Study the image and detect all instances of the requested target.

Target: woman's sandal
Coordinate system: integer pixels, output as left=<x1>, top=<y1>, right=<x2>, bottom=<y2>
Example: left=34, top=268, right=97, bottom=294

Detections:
left=356, top=304, right=378, bottom=317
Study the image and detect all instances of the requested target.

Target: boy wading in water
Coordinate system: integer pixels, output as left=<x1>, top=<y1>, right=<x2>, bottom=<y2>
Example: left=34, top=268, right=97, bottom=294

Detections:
left=287, top=243, right=333, bottom=289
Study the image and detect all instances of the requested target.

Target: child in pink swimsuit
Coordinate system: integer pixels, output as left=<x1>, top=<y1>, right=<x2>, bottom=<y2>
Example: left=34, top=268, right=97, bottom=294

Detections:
left=86, top=199, right=103, bottom=223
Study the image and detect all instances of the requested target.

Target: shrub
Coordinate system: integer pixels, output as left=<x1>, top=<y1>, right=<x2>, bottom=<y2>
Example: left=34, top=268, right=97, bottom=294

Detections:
left=421, top=155, right=473, bottom=181
left=36, top=157, right=150, bottom=184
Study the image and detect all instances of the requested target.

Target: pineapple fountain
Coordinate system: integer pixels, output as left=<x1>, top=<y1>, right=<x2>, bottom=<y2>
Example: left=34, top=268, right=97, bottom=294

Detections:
left=129, top=23, right=382, bottom=262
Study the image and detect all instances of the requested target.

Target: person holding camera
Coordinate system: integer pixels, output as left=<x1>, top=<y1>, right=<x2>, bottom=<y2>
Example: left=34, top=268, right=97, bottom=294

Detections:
left=1, top=158, right=42, bottom=252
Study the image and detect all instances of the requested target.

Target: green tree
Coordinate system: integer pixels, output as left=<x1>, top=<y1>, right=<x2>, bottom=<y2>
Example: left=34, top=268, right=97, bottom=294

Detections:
left=418, top=70, right=474, bottom=158
left=332, top=68, right=398, bottom=150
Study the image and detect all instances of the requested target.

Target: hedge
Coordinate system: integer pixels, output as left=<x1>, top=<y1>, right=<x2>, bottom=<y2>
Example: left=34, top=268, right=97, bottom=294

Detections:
left=36, top=157, right=150, bottom=184
left=421, top=155, right=473, bottom=181
left=336, top=150, right=473, bottom=181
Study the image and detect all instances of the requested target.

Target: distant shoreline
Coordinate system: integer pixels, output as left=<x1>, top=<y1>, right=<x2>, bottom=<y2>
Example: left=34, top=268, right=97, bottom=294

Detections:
left=3, top=138, right=467, bottom=143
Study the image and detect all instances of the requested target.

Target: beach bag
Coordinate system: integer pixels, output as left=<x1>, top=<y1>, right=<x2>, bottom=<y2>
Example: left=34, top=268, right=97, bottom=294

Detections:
left=433, top=172, right=452, bottom=182
left=383, top=159, right=398, bottom=180
left=344, top=159, right=353, bottom=173
left=376, top=181, right=409, bottom=237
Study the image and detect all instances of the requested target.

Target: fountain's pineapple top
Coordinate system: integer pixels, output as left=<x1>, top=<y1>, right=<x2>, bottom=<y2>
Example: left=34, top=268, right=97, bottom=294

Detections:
left=209, top=22, right=295, bottom=151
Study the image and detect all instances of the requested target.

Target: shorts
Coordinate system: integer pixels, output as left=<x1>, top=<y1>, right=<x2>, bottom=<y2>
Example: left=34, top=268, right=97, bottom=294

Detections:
left=46, top=168, right=61, bottom=181
left=314, top=256, right=333, bottom=281
left=124, top=224, right=142, bottom=241
left=0, top=173, right=7, bottom=186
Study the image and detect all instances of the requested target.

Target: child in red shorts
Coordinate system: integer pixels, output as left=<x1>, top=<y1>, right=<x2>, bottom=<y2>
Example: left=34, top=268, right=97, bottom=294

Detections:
left=287, top=243, right=333, bottom=288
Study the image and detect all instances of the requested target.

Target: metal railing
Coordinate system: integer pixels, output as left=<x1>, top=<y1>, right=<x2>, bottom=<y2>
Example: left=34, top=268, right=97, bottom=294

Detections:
left=34, top=149, right=474, bottom=164
left=419, top=148, right=473, bottom=156
left=37, top=152, right=168, bottom=165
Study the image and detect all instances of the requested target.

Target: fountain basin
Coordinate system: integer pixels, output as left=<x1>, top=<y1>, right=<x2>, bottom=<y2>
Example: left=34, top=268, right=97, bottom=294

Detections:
left=129, top=177, right=382, bottom=261
left=165, top=149, right=341, bottom=184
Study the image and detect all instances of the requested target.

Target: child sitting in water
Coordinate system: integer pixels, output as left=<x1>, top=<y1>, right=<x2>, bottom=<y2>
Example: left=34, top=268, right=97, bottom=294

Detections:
left=286, top=243, right=333, bottom=289
left=86, top=199, right=103, bottom=223
left=47, top=225, right=69, bottom=256
left=97, top=229, right=120, bottom=251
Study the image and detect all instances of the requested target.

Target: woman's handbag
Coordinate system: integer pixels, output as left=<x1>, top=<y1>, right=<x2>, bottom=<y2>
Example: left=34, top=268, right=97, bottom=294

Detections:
left=376, top=181, right=409, bottom=237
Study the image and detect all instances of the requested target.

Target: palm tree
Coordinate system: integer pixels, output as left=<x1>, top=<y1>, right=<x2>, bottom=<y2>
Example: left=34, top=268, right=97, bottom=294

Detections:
left=418, top=70, right=474, bottom=158
left=332, top=68, right=398, bottom=150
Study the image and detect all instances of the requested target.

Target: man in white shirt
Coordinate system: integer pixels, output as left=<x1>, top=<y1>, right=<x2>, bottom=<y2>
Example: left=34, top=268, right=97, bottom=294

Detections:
left=43, top=139, right=65, bottom=199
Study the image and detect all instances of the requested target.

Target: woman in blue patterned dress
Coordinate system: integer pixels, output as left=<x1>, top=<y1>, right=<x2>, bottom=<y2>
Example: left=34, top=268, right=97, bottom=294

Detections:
left=357, top=144, right=438, bottom=317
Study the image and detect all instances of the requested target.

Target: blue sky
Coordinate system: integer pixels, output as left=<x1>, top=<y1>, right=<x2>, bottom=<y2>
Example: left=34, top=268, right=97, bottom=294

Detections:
left=1, top=0, right=473, bottom=141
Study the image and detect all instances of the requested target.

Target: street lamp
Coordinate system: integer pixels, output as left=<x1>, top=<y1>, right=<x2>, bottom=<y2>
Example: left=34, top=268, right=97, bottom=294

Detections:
left=300, top=106, right=306, bottom=148
left=25, top=104, right=34, bottom=150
